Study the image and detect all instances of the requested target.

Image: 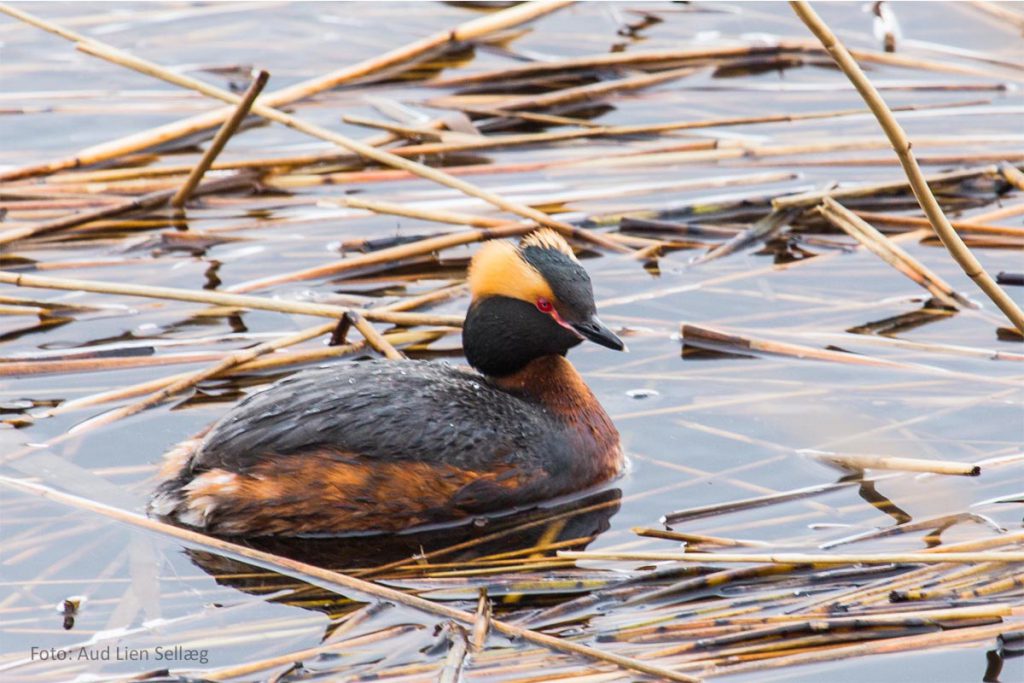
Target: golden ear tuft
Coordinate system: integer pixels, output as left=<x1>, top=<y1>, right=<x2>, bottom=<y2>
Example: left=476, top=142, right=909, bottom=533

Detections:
left=520, top=229, right=577, bottom=260
left=468, top=239, right=554, bottom=303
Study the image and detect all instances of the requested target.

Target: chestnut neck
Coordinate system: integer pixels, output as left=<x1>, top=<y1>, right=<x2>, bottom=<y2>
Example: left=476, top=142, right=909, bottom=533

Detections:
left=489, top=355, right=594, bottom=412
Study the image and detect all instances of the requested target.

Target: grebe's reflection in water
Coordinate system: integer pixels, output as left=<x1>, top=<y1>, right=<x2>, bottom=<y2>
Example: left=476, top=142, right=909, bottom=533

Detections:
left=183, top=488, right=622, bottom=618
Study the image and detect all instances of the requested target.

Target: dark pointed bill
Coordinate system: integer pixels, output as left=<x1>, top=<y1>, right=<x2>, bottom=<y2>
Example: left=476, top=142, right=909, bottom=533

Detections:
left=571, top=316, right=626, bottom=351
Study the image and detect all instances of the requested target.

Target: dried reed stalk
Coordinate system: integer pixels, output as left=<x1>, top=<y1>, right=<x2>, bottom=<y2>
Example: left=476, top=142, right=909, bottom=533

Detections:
left=432, top=65, right=698, bottom=112
left=28, top=284, right=461, bottom=408
left=24, top=321, right=394, bottom=441
left=801, top=449, right=980, bottom=476
left=680, top=323, right=906, bottom=368
left=0, top=304, right=48, bottom=316
left=431, top=40, right=1017, bottom=86
left=430, top=44, right=803, bottom=86
left=851, top=210, right=1024, bottom=237
left=439, top=622, right=470, bottom=683
left=461, top=99, right=982, bottom=142
left=791, top=0, right=1024, bottom=333
left=691, top=209, right=797, bottom=264
left=0, top=271, right=461, bottom=326
left=171, top=70, right=268, bottom=208
left=661, top=480, right=859, bottom=525
left=559, top=550, right=1024, bottom=564
left=632, top=528, right=770, bottom=548
left=972, top=0, right=1024, bottom=30
left=1000, top=161, right=1024, bottom=190
left=343, top=197, right=522, bottom=229
left=817, top=198, right=968, bottom=308
left=471, top=590, right=491, bottom=652
left=349, top=312, right=404, bottom=360
left=0, top=475, right=703, bottom=683
left=772, top=165, right=998, bottom=209
left=341, top=114, right=473, bottom=142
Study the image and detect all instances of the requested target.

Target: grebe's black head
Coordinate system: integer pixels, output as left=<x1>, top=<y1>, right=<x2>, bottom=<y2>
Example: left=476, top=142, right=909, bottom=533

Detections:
left=463, top=229, right=624, bottom=377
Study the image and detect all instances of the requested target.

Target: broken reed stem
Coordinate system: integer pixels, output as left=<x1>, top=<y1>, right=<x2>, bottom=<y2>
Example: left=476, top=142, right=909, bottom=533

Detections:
left=632, top=528, right=770, bottom=548
left=431, top=65, right=699, bottom=112
left=456, top=99, right=985, bottom=143
left=559, top=550, right=1024, bottom=564
left=851, top=210, right=1024, bottom=237
left=0, top=476, right=702, bottom=683
left=801, top=450, right=980, bottom=476
left=971, top=0, right=1024, bottom=31
left=790, top=0, right=1024, bottom=333
left=692, top=208, right=796, bottom=264
left=348, top=312, right=403, bottom=360
left=439, top=623, right=470, bottom=683
left=661, top=479, right=860, bottom=525
left=22, top=320, right=399, bottom=448
left=772, top=165, right=998, bottom=209
left=343, top=196, right=523, bottom=229
left=171, top=69, right=269, bottom=208
left=3, top=5, right=624, bottom=253
left=471, top=590, right=492, bottom=653
left=680, top=323, right=906, bottom=369
left=0, top=271, right=462, bottom=327
left=817, top=198, right=968, bottom=308
left=0, top=330, right=453, bottom=379
left=0, top=174, right=251, bottom=245
left=341, top=114, right=474, bottom=142
left=0, top=0, right=573, bottom=181
left=1000, top=161, right=1024, bottom=190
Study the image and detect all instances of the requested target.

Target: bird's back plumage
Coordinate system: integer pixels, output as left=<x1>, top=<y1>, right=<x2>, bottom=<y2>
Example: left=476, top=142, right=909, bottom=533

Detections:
left=153, top=360, right=620, bottom=535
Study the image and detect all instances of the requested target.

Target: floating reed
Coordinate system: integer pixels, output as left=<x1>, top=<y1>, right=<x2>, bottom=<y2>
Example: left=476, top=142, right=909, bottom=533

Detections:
left=680, top=323, right=905, bottom=368
left=661, top=480, right=863, bottom=525
left=691, top=208, right=798, bottom=264
left=801, top=450, right=981, bottom=476
left=429, top=65, right=699, bottom=112
left=817, top=198, right=969, bottom=308
left=0, top=271, right=463, bottom=326
left=772, top=165, right=998, bottom=209
left=170, top=69, right=269, bottom=208
left=632, top=528, right=770, bottom=549
left=850, top=210, right=1024, bottom=237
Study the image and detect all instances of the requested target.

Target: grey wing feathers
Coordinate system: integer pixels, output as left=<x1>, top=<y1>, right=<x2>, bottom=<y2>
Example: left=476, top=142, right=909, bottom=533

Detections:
left=189, top=360, right=554, bottom=474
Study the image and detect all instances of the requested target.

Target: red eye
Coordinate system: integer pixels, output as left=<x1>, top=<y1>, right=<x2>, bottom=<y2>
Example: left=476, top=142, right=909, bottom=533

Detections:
left=536, top=297, right=553, bottom=313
